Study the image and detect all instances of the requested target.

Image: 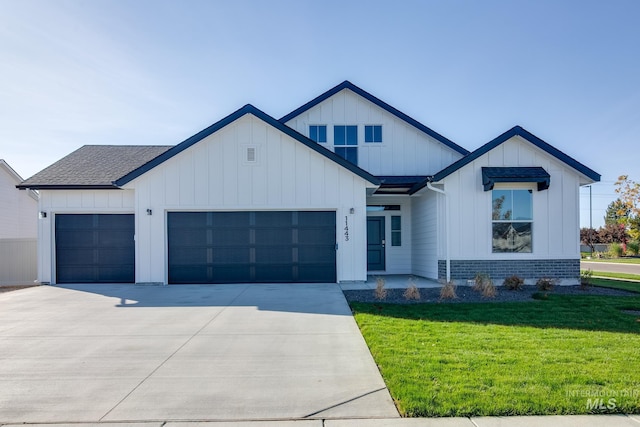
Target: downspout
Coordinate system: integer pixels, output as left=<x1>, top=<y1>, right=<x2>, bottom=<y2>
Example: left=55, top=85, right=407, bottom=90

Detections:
left=426, top=182, right=450, bottom=283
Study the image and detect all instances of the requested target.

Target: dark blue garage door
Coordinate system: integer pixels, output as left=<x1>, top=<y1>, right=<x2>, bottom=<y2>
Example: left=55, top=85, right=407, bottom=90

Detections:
left=168, top=211, right=336, bottom=284
left=55, top=214, right=135, bottom=283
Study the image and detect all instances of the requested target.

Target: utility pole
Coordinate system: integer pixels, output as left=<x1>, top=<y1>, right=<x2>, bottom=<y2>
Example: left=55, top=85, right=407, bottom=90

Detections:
left=586, top=185, right=593, bottom=257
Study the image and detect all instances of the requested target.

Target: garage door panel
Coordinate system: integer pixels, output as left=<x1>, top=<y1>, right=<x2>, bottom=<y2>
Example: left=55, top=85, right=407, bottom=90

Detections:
left=299, top=246, right=335, bottom=263
left=55, top=214, right=134, bottom=284
left=255, top=211, right=292, bottom=227
left=254, top=228, right=293, bottom=243
left=97, top=248, right=135, bottom=264
left=98, top=230, right=135, bottom=246
left=255, top=265, right=294, bottom=282
left=255, top=246, right=293, bottom=264
left=168, top=211, right=336, bottom=284
left=211, top=229, right=251, bottom=246
left=298, top=265, right=335, bottom=282
left=56, top=214, right=94, bottom=229
left=169, top=229, right=208, bottom=246
left=213, top=247, right=251, bottom=263
left=299, top=228, right=335, bottom=244
left=56, top=231, right=96, bottom=248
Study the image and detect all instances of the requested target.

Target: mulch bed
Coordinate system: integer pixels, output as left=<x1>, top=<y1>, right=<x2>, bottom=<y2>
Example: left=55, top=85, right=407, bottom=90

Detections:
left=343, top=285, right=637, bottom=304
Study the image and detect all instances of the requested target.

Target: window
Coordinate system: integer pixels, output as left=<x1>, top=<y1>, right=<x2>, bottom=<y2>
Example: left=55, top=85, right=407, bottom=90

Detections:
left=309, top=125, right=326, bottom=143
left=334, top=125, right=358, bottom=164
left=391, top=215, right=401, bottom=246
left=365, top=125, right=382, bottom=143
left=492, top=189, right=532, bottom=253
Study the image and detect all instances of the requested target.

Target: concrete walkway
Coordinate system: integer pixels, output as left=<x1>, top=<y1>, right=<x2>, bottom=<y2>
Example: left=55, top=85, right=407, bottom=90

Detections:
left=0, top=284, right=397, bottom=424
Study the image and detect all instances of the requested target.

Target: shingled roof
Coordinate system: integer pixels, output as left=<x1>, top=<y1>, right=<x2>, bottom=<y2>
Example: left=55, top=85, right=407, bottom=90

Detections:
left=17, top=145, right=172, bottom=189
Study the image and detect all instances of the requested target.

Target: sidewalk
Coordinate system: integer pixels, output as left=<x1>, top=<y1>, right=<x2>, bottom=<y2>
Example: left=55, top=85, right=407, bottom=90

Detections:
left=1, top=414, right=639, bottom=426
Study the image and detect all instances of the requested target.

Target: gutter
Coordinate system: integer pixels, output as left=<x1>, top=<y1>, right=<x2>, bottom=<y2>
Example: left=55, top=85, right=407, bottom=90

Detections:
left=426, top=182, right=450, bottom=283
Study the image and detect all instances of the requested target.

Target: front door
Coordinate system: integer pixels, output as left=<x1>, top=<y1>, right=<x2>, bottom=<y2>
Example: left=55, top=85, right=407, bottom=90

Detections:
left=367, top=216, right=385, bottom=271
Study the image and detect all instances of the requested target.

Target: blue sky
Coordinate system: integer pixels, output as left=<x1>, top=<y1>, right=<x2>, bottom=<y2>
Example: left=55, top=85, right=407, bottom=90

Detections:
left=1, top=0, right=638, bottom=228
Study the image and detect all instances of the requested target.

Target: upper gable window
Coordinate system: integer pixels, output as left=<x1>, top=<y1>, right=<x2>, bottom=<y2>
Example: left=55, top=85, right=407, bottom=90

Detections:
left=365, top=125, right=382, bottom=143
left=309, top=125, right=327, bottom=143
left=334, top=125, right=358, bottom=165
left=492, top=189, right=533, bottom=253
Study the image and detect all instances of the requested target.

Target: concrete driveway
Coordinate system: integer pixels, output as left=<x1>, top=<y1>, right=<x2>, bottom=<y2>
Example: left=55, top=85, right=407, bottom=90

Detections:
left=0, top=283, right=398, bottom=424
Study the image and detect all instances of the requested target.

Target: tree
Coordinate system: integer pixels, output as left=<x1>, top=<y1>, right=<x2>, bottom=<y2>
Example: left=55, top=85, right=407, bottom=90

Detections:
left=615, top=175, right=640, bottom=240
left=580, top=227, right=597, bottom=253
left=598, top=223, right=628, bottom=244
left=604, top=199, right=630, bottom=225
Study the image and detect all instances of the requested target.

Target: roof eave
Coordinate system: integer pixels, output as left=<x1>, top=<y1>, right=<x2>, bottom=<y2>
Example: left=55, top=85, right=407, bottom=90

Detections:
left=15, top=184, right=120, bottom=190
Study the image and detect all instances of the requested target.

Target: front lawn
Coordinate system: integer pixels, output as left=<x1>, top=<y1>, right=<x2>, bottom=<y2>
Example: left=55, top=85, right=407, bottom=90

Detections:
left=351, top=295, right=640, bottom=417
left=588, top=277, right=640, bottom=293
left=586, top=270, right=640, bottom=282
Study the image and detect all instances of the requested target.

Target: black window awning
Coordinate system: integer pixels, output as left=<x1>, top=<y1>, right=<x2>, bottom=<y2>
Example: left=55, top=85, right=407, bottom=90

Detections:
left=481, top=167, right=550, bottom=191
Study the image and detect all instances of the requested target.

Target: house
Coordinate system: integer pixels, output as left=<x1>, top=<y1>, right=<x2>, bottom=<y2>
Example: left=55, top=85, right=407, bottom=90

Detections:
left=17, top=81, right=600, bottom=285
left=1, top=159, right=39, bottom=284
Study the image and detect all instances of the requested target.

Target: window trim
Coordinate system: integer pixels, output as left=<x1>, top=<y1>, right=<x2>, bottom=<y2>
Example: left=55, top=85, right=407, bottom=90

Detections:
left=333, top=125, right=358, bottom=164
left=491, top=186, right=533, bottom=254
left=364, top=125, right=382, bottom=143
left=309, top=125, right=327, bottom=143
left=391, top=215, right=401, bottom=246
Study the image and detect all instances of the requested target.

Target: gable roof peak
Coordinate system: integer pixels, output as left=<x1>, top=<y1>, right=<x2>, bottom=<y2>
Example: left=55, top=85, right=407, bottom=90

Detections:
left=279, top=80, right=469, bottom=156
left=424, top=125, right=601, bottom=187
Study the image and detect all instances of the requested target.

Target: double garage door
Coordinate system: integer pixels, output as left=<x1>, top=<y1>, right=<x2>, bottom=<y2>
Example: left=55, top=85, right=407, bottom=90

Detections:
left=55, top=211, right=336, bottom=284
left=168, top=211, right=336, bottom=284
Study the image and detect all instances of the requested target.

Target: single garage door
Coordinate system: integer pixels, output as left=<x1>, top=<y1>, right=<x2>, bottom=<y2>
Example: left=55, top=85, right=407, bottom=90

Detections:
left=55, top=214, right=135, bottom=283
left=168, top=211, right=336, bottom=284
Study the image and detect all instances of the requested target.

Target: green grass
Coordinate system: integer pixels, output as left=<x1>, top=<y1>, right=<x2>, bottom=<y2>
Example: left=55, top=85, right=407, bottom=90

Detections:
left=587, top=277, right=640, bottom=293
left=584, top=270, right=640, bottom=282
left=582, top=257, right=640, bottom=264
left=351, top=295, right=640, bottom=417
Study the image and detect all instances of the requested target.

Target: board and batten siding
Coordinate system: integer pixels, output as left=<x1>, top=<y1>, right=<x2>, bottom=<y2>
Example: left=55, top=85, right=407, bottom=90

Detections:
left=0, top=165, right=38, bottom=239
left=410, top=190, right=440, bottom=279
left=126, top=114, right=373, bottom=284
left=36, top=189, right=135, bottom=284
left=365, top=195, right=412, bottom=274
left=438, top=135, right=581, bottom=261
left=283, top=89, right=463, bottom=176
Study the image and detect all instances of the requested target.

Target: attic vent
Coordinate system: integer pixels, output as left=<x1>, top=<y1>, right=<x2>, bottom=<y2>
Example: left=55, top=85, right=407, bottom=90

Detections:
left=246, top=147, right=256, bottom=162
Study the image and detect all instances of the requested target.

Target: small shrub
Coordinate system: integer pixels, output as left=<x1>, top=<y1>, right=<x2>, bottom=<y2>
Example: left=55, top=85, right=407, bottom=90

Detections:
left=374, top=277, right=387, bottom=300
left=439, top=281, right=457, bottom=300
left=503, top=275, right=524, bottom=290
left=482, top=280, right=497, bottom=298
left=627, top=241, right=640, bottom=256
left=580, top=269, right=593, bottom=289
left=473, top=272, right=490, bottom=292
left=609, top=242, right=624, bottom=258
left=536, top=277, right=556, bottom=292
left=403, top=282, right=421, bottom=301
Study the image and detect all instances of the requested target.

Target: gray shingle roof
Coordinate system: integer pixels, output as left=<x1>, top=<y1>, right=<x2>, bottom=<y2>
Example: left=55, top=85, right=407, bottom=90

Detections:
left=17, top=145, right=172, bottom=189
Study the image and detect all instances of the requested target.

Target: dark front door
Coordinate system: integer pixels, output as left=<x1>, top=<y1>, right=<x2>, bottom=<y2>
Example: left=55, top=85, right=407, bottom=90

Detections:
left=55, top=214, right=135, bottom=283
left=367, top=216, right=385, bottom=271
left=167, top=211, right=336, bottom=284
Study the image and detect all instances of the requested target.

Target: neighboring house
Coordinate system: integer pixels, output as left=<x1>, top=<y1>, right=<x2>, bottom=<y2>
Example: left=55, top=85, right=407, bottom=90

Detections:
left=18, top=81, right=600, bottom=285
left=0, top=159, right=39, bottom=284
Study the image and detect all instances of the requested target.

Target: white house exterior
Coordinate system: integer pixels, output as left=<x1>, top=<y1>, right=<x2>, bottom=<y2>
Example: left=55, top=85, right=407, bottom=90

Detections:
left=0, top=159, right=39, bottom=284
left=18, top=81, right=600, bottom=286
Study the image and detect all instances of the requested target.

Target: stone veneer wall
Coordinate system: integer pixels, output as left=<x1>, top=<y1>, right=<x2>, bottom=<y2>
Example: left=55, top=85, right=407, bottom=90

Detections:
left=438, top=259, right=580, bottom=281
